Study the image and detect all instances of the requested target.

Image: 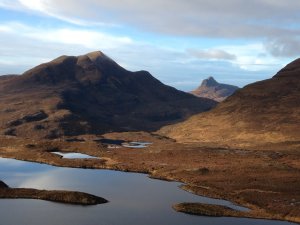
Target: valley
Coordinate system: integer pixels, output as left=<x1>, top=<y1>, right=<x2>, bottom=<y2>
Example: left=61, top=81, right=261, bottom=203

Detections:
left=0, top=52, right=299, bottom=224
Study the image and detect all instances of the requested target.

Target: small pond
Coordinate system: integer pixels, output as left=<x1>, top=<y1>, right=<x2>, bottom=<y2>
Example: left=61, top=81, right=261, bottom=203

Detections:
left=122, top=141, right=152, bottom=148
left=52, top=152, right=99, bottom=159
left=97, top=139, right=152, bottom=148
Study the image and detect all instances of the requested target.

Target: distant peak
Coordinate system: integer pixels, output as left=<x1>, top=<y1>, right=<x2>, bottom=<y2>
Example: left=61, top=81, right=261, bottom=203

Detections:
left=201, top=76, right=218, bottom=87
left=191, top=77, right=239, bottom=102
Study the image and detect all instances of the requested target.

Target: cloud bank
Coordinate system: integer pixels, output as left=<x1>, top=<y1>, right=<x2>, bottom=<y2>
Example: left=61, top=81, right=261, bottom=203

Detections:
left=1, top=0, right=300, bottom=39
left=0, top=0, right=298, bottom=90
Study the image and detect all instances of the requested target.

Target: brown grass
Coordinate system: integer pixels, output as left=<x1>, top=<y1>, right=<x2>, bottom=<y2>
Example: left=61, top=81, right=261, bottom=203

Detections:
left=0, top=132, right=299, bottom=223
left=0, top=181, right=107, bottom=205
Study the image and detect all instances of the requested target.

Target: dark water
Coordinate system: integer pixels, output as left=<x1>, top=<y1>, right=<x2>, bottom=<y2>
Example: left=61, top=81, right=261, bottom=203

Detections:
left=0, top=158, right=296, bottom=225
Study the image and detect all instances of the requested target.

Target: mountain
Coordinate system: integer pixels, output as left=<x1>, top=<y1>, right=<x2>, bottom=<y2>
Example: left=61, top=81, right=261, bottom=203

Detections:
left=0, top=51, right=217, bottom=139
left=190, top=76, right=239, bottom=102
left=160, top=59, right=300, bottom=148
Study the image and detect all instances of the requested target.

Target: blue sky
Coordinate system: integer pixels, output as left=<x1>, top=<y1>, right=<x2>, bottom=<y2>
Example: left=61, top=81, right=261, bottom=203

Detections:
left=0, top=0, right=299, bottom=91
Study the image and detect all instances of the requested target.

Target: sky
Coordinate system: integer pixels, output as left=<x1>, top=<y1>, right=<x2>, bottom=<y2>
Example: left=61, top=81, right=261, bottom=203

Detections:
left=0, top=0, right=300, bottom=91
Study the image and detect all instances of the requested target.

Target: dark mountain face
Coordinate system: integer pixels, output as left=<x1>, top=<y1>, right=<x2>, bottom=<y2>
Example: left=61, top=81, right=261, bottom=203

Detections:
left=190, top=77, right=239, bottom=102
left=274, top=58, right=300, bottom=78
left=0, top=181, right=9, bottom=188
left=0, top=51, right=217, bottom=138
left=201, top=76, right=218, bottom=87
left=160, top=59, right=300, bottom=147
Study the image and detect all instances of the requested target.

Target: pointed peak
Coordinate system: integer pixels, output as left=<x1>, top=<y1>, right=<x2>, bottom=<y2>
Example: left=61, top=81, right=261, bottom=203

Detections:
left=201, top=76, right=218, bottom=87
left=77, top=51, right=116, bottom=65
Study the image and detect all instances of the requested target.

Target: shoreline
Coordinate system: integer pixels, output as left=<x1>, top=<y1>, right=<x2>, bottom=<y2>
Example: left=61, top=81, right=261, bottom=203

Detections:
left=0, top=132, right=299, bottom=224
left=0, top=155, right=298, bottom=224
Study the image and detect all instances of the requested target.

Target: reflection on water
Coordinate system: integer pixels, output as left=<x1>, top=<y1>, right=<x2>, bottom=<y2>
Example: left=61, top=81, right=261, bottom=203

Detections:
left=96, top=139, right=152, bottom=149
left=0, top=158, right=296, bottom=225
left=52, top=152, right=99, bottom=159
left=122, top=142, right=152, bottom=148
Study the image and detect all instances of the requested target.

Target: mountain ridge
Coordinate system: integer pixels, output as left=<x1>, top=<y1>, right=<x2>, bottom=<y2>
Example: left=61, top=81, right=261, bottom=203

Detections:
left=0, top=51, right=217, bottom=138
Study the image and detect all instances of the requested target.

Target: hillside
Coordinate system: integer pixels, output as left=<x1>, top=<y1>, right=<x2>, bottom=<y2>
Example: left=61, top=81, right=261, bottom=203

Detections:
left=160, top=59, right=300, bottom=148
left=0, top=51, right=216, bottom=139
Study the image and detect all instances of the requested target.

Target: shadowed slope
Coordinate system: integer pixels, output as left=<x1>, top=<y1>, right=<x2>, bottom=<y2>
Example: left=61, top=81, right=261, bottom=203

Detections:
left=160, top=59, right=300, bottom=148
left=0, top=51, right=216, bottom=138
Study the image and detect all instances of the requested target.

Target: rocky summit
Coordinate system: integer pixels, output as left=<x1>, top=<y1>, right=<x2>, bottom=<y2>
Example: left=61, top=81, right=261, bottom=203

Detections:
left=0, top=51, right=216, bottom=139
left=190, top=76, right=239, bottom=102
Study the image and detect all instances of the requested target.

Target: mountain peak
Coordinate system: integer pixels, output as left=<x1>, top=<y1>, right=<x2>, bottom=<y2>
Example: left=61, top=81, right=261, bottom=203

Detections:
left=0, top=50, right=217, bottom=138
left=48, top=51, right=113, bottom=66
left=84, top=51, right=113, bottom=63
left=191, top=77, right=239, bottom=102
left=201, top=76, right=218, bottom=87
left=86, top=51, right=105, bottom=59
left=19, top=51, right=124, bottom=86
left=77, top=51, right=118, bottom=68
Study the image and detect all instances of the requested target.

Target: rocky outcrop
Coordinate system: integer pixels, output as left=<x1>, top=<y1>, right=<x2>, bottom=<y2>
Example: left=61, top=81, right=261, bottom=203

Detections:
left=7, top=111, right=48, bottom=127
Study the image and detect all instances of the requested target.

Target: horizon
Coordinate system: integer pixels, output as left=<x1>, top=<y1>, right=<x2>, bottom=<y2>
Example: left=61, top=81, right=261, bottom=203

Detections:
left=0, top=0, right=299, bottom=91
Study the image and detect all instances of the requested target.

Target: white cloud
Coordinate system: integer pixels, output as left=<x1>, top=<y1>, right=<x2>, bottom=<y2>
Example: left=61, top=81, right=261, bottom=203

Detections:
left=1, top=0, right=300, bottom=39
left=264, top=37, right=300, bottom=58
left=0, top=0, right=22, bottom=10
left=18, top=0, right=44, bottom=11
left=0, top=22, right=133, bottom=50
left=1, top=0, right=300, bottom=62
left=27, top=28, right=133, bottom=49
left=218, top=43, right=289, bottom=71
left=0, top=21, right=287, bottom=90
left=0, top=25, right=13, bottom=32
left=187, top=49, right=236, bottom=61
